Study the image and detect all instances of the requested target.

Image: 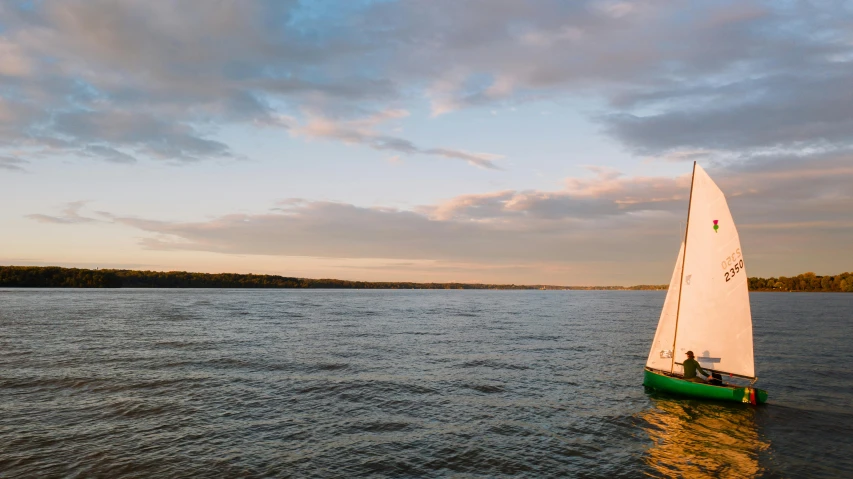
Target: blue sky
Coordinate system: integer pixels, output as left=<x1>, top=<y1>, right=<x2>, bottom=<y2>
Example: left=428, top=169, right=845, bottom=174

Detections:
left=1, top=0, right=851, bottom=285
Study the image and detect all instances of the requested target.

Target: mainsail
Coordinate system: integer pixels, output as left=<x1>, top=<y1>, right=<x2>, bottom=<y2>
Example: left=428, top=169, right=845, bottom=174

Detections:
left=646, top=164, right=755, bottom=378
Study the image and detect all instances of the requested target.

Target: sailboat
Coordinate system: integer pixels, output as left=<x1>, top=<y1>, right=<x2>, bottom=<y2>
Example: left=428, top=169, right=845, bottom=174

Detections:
left=643, top=162, right=768, bottom=405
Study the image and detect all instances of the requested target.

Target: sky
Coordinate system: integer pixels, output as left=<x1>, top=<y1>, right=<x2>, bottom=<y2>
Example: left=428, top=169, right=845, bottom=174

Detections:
left=1, top=0, right=852, bottom=285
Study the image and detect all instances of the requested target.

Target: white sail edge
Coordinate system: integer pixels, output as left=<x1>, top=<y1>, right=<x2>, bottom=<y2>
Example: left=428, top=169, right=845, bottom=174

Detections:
left=645, top=241, right=684, bottom=371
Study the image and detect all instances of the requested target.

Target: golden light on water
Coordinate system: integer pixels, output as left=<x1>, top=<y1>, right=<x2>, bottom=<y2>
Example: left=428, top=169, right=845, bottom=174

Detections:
left=639, top=397, right=769, bottom=478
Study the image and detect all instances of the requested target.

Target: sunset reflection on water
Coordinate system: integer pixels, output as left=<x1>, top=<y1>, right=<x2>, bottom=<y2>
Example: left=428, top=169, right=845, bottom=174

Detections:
left=639, top=396, right=769, bottom=478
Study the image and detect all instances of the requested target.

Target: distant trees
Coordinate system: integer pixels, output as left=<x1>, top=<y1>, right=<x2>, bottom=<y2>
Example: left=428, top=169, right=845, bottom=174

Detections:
left=0, top=266, right=546, bottom=289
left=113, top=270, right=307, bottom=288
left=0, top=266, right=121, bottom=288
left=748, top=272, right=853, bottom=292
left=1, top=266, right=851, bottom=291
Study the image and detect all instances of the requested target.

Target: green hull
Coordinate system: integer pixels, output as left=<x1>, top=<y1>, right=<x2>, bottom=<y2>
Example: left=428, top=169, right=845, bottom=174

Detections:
left=644, top=368, right=767, bottom=405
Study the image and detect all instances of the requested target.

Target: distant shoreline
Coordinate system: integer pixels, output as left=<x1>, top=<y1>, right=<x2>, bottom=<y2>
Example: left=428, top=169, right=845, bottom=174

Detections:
left=0, top=266, right=851, bottom=292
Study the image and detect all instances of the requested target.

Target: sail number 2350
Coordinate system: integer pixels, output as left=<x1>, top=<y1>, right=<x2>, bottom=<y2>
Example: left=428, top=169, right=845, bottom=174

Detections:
left=721, top=248, right=744, bottom=282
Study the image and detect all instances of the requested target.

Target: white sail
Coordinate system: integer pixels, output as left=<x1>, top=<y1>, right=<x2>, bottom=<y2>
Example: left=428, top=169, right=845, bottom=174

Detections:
left=645, top=241, right=684, bottom=371
left=673, top=164, right=754, bottom=378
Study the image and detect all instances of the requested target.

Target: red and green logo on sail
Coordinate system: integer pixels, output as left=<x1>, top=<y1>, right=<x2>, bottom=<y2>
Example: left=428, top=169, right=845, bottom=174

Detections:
left=713, top=219, right=719, bottom=233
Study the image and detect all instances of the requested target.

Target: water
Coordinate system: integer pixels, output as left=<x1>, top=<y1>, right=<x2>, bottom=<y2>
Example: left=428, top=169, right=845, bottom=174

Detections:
left=1, top=289, right=851, bottom=478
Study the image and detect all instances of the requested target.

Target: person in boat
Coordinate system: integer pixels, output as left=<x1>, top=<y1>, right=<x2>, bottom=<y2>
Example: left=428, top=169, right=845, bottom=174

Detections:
left=682, top=350, right=710, bottom=383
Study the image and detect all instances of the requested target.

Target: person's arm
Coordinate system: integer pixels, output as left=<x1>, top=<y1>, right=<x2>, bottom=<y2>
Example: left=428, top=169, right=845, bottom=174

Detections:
left=698, top=364, right=710, bottom=377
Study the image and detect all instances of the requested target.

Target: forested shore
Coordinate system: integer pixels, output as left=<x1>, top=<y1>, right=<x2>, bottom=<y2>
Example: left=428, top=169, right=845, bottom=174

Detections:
left=0, top=266, right=850, bottom=292
left=747, top=272, right=853, bottom=292
left=0, top=266, right=662, bottom=290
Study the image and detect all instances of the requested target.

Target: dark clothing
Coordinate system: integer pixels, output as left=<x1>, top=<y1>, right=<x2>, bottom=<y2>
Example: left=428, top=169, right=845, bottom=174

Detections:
left=682, top=358, right=708, bottom=380
left=707, top=372, right=724, bottom=385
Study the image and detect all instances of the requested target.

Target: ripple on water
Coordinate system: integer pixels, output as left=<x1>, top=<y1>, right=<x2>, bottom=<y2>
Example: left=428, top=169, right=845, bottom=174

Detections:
left=0, top=289, right=851, bottom=478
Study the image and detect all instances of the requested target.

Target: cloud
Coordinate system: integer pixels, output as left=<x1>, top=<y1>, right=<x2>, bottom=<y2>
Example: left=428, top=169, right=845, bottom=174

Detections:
left=24, top=150, right=853, bottom=281
left=372, top=0, right=853, bottom=161
left=0, top=1, right=392, bottom=164
left=26, top=201, right=101, bottom=224
left=375, top=1, right=783, bottom=105
left=52, top=111, right=231, bottom=162
left=1, top=0, right=848, bottom=167
left=0, top=38, right=32, bottom=76
left=0, top=0, right=508, bottom=168
left=81, top=145, right=137, bottom=164
left=602, top=65, right=853, bottom=155
left=284, top=111, right=503, bottom=169
left=423, top=166, right=693, bottom=224
left=0, top=156, right=29, bottom=173
left=108, top=201, right=664, bottom=265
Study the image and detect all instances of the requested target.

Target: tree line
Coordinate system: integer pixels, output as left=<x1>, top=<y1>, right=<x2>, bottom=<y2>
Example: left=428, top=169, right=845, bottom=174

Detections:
left=747, top=271, right=853, bottom=292
left=0, top=266, right=553, bottom=289
left=0, top=266, right=850, bottom=291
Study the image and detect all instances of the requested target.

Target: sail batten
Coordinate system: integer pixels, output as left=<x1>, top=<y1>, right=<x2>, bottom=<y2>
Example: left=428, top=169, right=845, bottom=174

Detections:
left=646, top=164, right=755, bottom=379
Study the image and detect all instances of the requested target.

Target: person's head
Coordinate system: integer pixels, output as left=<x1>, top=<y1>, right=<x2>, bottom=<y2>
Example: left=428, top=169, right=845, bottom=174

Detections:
left=685, top=350, right=694, bottom=359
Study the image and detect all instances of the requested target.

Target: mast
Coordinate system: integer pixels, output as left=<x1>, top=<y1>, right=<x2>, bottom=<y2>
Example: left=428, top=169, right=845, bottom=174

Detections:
left=670, top=161, right=696, bottom=373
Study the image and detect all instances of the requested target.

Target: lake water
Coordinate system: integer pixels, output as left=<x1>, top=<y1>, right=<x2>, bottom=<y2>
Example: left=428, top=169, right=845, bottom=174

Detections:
left=1, top=289, right=851, bottom=478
